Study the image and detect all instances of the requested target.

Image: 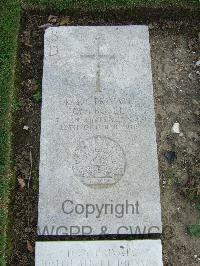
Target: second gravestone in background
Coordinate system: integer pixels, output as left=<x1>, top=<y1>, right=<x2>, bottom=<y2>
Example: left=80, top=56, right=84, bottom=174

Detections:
left=38, top=26, right=162, bottom=235
left=35, top=240, right=163, bottom=265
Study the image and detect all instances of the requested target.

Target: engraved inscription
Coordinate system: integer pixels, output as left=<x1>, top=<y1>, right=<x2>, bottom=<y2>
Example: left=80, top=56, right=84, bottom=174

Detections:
left=72, top=136, right=126, bottom=186
left=58, top=92, right=149, bottom=132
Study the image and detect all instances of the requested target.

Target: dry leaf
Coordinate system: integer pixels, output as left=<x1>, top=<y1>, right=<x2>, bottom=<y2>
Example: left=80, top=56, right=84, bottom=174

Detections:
left=48, top=15, right=58, bottom=23
left=59, top=17, right=70, bottom=26
left=27, top=240, right=34, bottom=253
left=38, top=23, right=52, bottom=30
left=17, top=177, right=25, bottom=190
left=24, top=43, right=32, bottom=48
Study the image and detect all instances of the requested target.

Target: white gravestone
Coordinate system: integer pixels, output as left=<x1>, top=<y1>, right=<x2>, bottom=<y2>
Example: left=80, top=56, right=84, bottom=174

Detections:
left=35, top=240, right=163, bottom=266
left=38, top=26, right=162, bottom=235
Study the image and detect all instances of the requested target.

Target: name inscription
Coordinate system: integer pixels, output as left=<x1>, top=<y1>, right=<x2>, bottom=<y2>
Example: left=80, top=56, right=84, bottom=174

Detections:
left=58, top=93, right=148, bottom=131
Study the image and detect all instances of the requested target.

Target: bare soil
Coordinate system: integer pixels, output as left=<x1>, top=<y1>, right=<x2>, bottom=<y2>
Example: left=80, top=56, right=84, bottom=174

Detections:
left=9, top=9, right=200, bottom=266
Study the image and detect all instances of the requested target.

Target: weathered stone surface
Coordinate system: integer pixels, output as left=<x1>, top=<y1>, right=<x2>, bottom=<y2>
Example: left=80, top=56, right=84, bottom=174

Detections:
left=35, top=240, right=163, bottom=266
left=38, top=26, right=162, bottom=235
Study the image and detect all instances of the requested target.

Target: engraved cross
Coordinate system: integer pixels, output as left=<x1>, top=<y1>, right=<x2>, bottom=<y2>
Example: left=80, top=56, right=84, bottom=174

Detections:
left=81, top=37, right=115, bottom=92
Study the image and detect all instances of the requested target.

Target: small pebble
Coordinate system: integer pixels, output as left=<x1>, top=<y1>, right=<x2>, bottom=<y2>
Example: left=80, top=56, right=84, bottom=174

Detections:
left=195, top=60, right=200, bottom=67
left=172, top=122, right=180, bottom=134
left=23, top=125, right=29, bottom=130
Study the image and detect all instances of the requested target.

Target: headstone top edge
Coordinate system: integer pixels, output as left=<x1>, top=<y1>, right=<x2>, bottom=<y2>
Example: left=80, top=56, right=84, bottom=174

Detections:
left=44, top=24, right=149, bottom=35
left=36, top=239, right=162, bottom=247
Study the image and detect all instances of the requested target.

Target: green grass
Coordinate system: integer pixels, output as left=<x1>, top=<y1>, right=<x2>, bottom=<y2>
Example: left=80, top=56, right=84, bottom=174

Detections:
left=165, top=170, right=179, bottom=186
left=187, top=224, right=200, bottom=238
left=0, top=0, right=20, bottom=263
left=22, top=0, right=199, bottom=10
left=33, top=82, right=42, bottom=103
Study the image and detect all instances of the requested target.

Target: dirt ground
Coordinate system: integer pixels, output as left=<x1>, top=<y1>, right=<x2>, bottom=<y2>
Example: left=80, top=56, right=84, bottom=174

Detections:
left=9, top=10, right=200, bottom=266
